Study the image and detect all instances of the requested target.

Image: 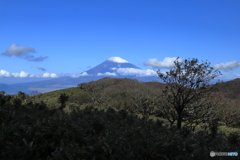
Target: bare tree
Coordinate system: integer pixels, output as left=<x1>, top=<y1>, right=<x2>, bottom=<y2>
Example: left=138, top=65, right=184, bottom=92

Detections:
left=160, top=98, right=178, bottom=126
left=219, top=99, right=240, bottom=127
left=157, top=57, right=222, bottom=129
left=129, top=82, right=158, bottom=120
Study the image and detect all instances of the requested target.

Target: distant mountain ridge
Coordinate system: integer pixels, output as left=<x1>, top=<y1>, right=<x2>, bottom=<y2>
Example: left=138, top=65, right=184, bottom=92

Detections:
left=0, top=57, right=159, bottom=94
left=0, top=56, right=231, bottom=94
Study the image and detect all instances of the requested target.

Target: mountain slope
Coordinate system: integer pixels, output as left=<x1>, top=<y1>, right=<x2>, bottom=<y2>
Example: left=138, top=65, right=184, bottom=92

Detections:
left=85, top=57, right=140, bottom=75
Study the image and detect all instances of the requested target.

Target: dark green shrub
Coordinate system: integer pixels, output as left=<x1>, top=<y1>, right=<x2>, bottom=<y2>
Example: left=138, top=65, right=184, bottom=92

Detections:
left=1, top=93, right=240, bottom=160
left=228, top=132, right=240, bottom=146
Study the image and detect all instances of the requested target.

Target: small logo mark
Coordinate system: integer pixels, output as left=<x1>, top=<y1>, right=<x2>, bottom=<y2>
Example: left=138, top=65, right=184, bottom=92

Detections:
left=210, top=151, right=215, bottom=157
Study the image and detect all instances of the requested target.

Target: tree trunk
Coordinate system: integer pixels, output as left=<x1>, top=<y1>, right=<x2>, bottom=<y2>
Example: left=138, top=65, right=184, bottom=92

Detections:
left=177, top=115, right=182, bottom=129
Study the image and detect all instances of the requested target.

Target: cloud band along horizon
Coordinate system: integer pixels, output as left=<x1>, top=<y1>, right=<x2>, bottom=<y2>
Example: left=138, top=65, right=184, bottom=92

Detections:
left=0, top=69, right=58, bottom=78
left=145, top=57, right=240, bottom=71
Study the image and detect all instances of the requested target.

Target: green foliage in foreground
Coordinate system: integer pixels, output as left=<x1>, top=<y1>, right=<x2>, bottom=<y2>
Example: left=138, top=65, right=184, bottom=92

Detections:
left=1, top=76, right=240, bottom=159
left=1, top=100, right=240, bottom=160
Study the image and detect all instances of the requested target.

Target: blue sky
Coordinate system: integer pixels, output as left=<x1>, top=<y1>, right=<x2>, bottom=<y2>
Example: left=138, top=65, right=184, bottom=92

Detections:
left=1, top=0, right=240, bottom=84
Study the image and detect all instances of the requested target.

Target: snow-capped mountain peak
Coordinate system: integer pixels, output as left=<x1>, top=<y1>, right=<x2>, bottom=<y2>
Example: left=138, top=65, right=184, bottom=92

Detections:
left=84, top=57, right=139, bottom=75
left=107, top=57, right=129, bottom=63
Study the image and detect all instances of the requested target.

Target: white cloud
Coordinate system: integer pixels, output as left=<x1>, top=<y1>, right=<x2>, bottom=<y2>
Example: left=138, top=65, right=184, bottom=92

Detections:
left=97, top=72, right=117, bottom=76
left=214, top=61, right=240, bottom=70
left=233, top=73, right=240, bottom=77
left=81, top=72, right=89, bottom=76
left=116, top=68, right=157, bottom=77
left=111, top=67, right=117, bottom=70
left=0, top=69, right=58, bottom=78
left=30, top=74, right=37, bottom=78
left=0, top=70, right=13, bottom=77
left=42, top=73, right=58, bottom=78
left=1, top=43, right=48, bottom=61
left=144, top=57, right=183, bottom=69
left=70, top=72, right=90, bottom=78
left=19, top=71, right=29, bottom=77
left=0, top=70, right=30, bottom=78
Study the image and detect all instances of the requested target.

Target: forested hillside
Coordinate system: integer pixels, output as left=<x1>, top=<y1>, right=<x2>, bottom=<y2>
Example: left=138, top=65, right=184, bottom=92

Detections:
left=1, top=77, right=240, bottom=159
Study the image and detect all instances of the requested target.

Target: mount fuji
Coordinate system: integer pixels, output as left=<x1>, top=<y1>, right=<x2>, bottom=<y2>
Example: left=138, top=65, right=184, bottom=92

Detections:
left=84, top=57, right=140, bottom=76
left=1, top=57, right=161, bottom=94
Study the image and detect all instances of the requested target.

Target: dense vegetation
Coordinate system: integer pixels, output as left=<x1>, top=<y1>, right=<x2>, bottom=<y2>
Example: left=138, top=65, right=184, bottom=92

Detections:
left=1, top=77, right=240, bottom=159
left=1, top=58, right=240, bottom=159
